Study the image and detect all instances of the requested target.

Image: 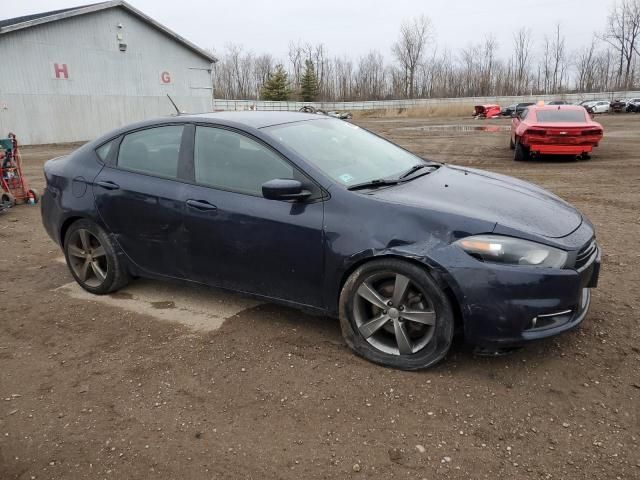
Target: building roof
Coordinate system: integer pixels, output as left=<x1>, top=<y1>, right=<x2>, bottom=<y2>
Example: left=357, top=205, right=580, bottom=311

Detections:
left=0, top=1, right=216, bottom=63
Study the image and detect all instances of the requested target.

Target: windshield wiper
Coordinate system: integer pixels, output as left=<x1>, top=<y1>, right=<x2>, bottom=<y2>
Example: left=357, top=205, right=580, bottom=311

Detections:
left=398, top=164, right=430, bottom=179
left=347, top=164, right=439, bottom=191
left=347, top=178, right=400, bottom=191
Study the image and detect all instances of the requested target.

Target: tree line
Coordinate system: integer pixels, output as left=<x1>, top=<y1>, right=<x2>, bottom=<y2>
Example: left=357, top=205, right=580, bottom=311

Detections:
left=211, top=0, right=640, bottom=102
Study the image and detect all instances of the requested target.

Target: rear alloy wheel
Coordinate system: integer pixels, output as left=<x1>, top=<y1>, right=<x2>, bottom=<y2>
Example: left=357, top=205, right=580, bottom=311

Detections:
left=64, top=219, right=130, bottom=294
left=514, top=138, right=530, bottom=161
left=339, top=259, right=454, bottom=370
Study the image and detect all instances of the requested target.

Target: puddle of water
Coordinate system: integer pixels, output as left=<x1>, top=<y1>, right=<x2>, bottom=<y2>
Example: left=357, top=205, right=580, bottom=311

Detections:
left=396, top=124, right=511, bottom=135
left=55, top=278, right=263, bottom=332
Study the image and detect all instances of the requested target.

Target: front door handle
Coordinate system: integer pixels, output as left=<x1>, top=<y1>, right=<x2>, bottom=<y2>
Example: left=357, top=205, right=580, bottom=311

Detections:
left=186, top=199, right=217, bottom=211
left=96, top=180, right=120, bottom=190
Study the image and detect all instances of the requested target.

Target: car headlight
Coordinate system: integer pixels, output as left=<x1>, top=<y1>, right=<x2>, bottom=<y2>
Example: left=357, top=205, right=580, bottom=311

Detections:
left=455, top=235, right=567, bottom=268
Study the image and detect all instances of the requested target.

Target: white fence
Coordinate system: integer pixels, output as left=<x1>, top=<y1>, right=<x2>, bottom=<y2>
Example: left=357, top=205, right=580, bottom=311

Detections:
left=213, top=91, right=640, bottom=112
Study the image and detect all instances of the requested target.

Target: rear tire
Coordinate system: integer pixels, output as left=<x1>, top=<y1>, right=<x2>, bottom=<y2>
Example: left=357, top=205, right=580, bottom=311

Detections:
left=63, top=219, right=130, bottom=295
left=1, top=192, right=15, bottom=207
left=514, top=139, right=530, bottom=161
left=339, top=259, right=454, bottom=370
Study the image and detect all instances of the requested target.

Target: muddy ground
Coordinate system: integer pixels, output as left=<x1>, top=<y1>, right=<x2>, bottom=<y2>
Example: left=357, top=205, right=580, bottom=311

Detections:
left=0, top=114, right=639, bottom=479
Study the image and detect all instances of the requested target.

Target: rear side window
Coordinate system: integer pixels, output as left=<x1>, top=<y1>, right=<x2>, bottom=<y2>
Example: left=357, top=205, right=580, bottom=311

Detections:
left=536, top=110, right=586, bottom=123
left=194, top=127, right=294, bottom=196
left=117, top=125, right=184, bottom=179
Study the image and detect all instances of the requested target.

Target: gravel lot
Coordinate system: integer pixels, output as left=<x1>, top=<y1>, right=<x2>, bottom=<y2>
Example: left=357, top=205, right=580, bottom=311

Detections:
left=1, top=114, right=639, bottom=479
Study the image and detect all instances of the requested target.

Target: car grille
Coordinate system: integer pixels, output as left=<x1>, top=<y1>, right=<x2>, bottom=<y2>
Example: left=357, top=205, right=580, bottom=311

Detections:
left=575, top=239, right=597, bottom=269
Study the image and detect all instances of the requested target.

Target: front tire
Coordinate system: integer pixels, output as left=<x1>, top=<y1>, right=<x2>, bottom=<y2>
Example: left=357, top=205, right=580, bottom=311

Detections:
left=27, top=188, right=39, bottom=204
left=63, top=219, right=130, bottom=294
left=339, top=259, right=454, bottom=370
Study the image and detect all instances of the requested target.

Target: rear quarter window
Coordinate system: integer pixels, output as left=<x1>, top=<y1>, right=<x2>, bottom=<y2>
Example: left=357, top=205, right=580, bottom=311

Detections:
left=95, top=139, right=116, bottom=162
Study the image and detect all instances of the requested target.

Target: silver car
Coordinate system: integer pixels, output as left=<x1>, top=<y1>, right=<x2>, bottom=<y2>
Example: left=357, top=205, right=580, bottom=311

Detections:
left=590, top=101, right=610, bottom=114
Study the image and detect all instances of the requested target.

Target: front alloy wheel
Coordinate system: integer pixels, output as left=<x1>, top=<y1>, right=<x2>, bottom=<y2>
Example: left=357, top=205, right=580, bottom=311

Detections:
left=339, top=259, right=454, bottom=370
left=354, top=272, right=436, bottom=355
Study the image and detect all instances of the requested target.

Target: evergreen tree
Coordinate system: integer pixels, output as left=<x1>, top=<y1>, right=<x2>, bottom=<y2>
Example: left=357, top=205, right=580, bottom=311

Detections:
left=260, top=65, right=292, bottom=101
left=300, top=59, right=319, bottom=102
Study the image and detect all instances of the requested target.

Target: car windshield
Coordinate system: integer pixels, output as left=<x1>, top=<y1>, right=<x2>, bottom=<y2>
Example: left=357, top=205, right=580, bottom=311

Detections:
left=535, top=110, right=587, bottom=123
left=264, top=119, right=430, bottom=186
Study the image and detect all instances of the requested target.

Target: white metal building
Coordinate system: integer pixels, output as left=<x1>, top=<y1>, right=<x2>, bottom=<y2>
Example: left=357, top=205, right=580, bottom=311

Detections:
left=0, top=1, right=216, bottom=145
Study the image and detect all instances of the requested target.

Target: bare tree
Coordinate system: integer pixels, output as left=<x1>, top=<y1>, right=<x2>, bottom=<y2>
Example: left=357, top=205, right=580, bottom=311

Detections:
left=392, top=15, right=432, bottom=98
left=210, top=12, right=638, bottom=103
left=575, top=38, right=598, bottom=92
left=479, top=36, right=498, bottom=96
left=512, top=28, right=533, bottom=94
left=600, top=0, right=640, bottom=88
left=551, top=24, right=567, bottom=92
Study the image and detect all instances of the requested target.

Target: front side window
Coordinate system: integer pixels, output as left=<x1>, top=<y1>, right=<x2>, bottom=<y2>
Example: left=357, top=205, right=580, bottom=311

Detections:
left=117, top=125, right=184, bottom=179
left=194, top=127, right=294, bottom=196
left=265, top=119, right=428, bottom=186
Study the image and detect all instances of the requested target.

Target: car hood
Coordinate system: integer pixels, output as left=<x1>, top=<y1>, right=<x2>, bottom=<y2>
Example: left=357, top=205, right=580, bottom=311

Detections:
left=371, top=165, right=582, bottom=239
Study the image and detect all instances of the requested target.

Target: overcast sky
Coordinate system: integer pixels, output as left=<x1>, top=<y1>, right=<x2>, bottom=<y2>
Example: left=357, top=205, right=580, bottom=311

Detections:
left=5, top=0, right=617, bottom=60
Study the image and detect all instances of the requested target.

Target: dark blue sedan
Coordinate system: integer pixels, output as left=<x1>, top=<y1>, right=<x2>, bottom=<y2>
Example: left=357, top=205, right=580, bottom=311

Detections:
left=41, top=112, right=600, bottom=369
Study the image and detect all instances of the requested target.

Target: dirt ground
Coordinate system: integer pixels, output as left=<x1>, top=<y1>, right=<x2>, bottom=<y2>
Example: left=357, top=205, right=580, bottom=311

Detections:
left=1, top=113, right=639, bottom=480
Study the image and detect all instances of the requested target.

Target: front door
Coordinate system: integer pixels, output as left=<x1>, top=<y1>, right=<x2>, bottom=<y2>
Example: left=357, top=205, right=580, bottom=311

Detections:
left=182, top=125, right=325, bottom=308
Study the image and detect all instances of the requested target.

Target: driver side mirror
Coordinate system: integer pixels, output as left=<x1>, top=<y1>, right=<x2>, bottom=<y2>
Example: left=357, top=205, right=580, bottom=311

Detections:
left=262, top=179, right=311, bottom=201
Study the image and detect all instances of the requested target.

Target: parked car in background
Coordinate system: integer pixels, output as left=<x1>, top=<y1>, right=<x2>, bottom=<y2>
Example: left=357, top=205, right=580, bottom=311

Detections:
left=473, top=104, right=501, bottom=118
left=610, top=99, right=627, bottom=113
left=587, top=101, right=610, bottom=114
left=515, top=102, right=535, bottom=115
left=547, top=100, right=569, bottom=105
left=502, top=103, right=518, bottom=116
left=503, top=102, right=535, bottom=117
left=41, top=112, right=600, bottom=370
left=626, top=98, right=640, bottom=112
left=511, top=105, right=603, bottom=160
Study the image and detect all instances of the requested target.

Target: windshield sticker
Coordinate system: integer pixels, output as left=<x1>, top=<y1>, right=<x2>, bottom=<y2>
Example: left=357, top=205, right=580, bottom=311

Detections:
left=339, top=173, right=355, bottom=183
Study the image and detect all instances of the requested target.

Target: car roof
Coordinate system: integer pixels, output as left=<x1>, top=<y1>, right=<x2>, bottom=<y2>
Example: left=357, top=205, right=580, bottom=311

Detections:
left=88, top=111, right=331, bottom=147
left=188, top=111, right=324, bottom=128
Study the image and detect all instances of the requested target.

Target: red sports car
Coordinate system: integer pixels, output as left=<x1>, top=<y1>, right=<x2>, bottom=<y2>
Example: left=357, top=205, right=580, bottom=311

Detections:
left=510, top=105, right=603, bottom=160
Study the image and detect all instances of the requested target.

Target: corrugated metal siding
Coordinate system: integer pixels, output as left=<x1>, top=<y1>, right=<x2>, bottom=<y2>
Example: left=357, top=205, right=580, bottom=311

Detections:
left=0, top=7, right=212, bottom=144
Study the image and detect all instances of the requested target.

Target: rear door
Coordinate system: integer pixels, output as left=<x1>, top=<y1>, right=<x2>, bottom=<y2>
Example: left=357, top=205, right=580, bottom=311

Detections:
left=93, top=124, right=191, bottom=278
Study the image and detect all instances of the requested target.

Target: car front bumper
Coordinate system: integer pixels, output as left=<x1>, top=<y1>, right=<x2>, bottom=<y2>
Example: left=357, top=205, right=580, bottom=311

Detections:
left=429, top=238, right=600, bottom=349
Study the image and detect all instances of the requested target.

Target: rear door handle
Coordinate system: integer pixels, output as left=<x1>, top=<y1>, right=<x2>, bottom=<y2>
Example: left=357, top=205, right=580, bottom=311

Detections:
left=96, top=180, right=120, bottom=190
left=186, top=199, right=217, bottom=211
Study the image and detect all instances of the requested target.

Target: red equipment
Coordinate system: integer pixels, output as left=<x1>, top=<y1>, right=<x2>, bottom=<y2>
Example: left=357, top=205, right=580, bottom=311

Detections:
left=473, top=104, right=501, bottom=119
left=1, top=133, right=38, bottom=207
